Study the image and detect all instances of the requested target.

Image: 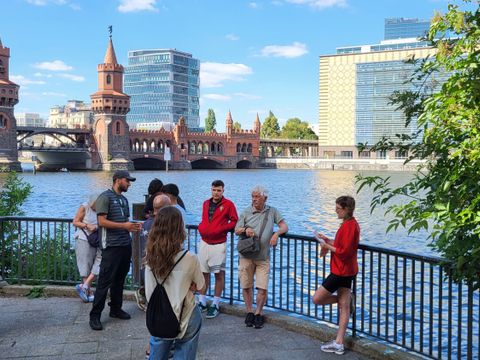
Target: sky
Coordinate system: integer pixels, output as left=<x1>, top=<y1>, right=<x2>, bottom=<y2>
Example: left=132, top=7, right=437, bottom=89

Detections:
left=1, top=0, right=453, bottom=132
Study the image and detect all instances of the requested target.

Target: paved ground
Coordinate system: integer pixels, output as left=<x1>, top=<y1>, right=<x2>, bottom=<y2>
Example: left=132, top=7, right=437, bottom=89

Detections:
left=0, top=296, right=368, bottom=360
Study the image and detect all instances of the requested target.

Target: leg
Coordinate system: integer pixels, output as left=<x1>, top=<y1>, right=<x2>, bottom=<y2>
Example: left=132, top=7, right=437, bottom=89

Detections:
left=255, top=289, right=267, bottom=315
left=173, top=306, right=202, bottom=360
left=149, top=336, right=174, bottom=360
left=335, top=288, right=351, bottom=345
left=213, top=271, right=224, bottom=298
left=312, top=286, right=338, bottom=305
left=199, top=273, right=210, bottom=295
left=242, top=287, right=254, bottom=313
left=90, top=248, right=115, bottom=318
left=109, top=245, right=132, bottom=311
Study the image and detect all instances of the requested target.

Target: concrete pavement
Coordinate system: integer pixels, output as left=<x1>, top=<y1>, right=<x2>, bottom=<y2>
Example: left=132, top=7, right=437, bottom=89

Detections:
left=0, top=296, right=368, bottom=360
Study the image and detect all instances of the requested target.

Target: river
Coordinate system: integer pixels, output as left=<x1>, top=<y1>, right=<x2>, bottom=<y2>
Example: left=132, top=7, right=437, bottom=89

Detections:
left=1, top=168, right=434, bottom=255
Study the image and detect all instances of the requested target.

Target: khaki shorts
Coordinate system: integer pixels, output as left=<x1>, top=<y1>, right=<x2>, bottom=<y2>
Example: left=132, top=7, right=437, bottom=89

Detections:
left=238, top=257, right=270, bottom=290
left=199, top=240, right=226, bottom=273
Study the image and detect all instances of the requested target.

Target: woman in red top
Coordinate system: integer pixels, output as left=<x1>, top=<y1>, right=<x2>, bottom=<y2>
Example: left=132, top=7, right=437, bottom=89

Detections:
left=312, top=196, right=360, bottom=355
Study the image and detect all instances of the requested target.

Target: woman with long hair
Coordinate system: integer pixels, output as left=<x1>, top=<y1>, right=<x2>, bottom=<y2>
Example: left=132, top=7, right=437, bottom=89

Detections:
left=312, top=196, right=360, bottom=355
left=145, top=206, right=205, bottom=360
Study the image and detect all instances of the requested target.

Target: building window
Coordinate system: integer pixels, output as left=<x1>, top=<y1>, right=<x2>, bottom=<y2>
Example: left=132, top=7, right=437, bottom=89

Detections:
left=106, top=74, right=111, bottom=85
left=115, top=121, right=121, bottom=135
left=0, top=114, right=6, bottom=128
left=340, top=151, right=353, bottom=158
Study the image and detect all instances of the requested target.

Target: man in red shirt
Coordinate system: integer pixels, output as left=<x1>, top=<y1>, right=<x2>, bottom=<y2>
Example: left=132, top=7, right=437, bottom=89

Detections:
left=197, top=180, right=238, bottom=318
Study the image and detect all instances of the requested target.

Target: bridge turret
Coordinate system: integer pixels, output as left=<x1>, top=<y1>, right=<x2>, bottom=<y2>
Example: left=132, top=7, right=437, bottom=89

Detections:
left=254, top=113, right=261, bottom=134
left=226, top=110, right=233, bottom=138
left=90, top=30, right=132, bottom=171
left=0, top=37, right=21, bottom=171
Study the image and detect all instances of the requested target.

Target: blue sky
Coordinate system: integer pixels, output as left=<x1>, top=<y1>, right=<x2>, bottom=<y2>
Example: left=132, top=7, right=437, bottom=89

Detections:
left=2, top=0, right=452, bottom=131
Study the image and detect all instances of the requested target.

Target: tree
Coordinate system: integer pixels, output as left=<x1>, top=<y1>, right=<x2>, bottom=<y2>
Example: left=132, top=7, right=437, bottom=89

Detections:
left=204, top=109, right=216, bottom=132
left=356, top=2, right=480, bottom=288
left=0, top=171, right=32, bottom=216
left=233, top=121, right=242, bottom=131
left=261, top=111, right=280, bottom=138
left=280, top=118, right=318, bottom=140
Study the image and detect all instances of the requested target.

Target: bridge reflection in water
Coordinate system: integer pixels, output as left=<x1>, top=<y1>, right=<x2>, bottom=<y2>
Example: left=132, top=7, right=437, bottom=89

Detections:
left=0, top=216, right=478, bottom=360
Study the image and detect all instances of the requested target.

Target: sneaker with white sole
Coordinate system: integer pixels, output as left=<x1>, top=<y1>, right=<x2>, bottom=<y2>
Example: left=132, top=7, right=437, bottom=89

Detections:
left=321, top=340, right=345, bottom=355
left=198, top=302, right=208, bottom=313
left=206, top=305, right=220, bottom=319
left=75, top=284, right=89, bottom=303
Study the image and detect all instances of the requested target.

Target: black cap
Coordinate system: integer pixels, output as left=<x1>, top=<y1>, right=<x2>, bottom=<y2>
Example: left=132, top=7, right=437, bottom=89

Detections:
left=113, top=170, right=136, bottom=182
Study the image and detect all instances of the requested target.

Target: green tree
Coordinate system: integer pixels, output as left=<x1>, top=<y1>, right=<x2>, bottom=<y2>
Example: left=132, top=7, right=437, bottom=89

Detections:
left=356, top=2, right=480, bottom=288
left=280, top=118, right=318, bottom=140
left=0, top=171, right=32, bottom=216
left=204, top=109, right=216, bottom=132
left=233, top=121, right=242, bottom=131
left=261, top=111, right=280, bottom=138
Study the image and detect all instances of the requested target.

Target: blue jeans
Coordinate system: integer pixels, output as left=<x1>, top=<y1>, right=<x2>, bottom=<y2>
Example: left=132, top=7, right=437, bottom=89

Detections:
left=149, top=306, right=202, bottom=360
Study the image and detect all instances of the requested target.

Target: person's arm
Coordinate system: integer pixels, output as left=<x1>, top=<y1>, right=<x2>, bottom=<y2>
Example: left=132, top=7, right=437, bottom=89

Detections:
left=145, top=265, right=156, bottom=302
left=234, top=212, right=247, bottom=235
left=97, top=215, right=142, bottom=232
left=270, top=219, right=288, bottom=246
left=223, top=203, right=239, bottom=233
left=73, top=205, right=87, bottom=229
left=192, top=256, right=206, bottom=293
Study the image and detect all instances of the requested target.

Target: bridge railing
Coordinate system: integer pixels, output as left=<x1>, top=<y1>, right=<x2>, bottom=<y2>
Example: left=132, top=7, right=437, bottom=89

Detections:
left=0, top=216, right=478, bottom=360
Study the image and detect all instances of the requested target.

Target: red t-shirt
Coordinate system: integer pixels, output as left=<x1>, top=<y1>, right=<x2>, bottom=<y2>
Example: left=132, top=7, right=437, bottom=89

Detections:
left=331, top=217, right=360, bottom=277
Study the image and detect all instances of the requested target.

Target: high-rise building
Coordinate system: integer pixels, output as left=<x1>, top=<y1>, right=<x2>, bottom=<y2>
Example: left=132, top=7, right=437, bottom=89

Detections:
left=15, top=112, right=45, bottom=127
left=48, top=100, right=93, bottom=128
left=318, top=20, right=448, bottom=159
left=384, top=18, right=431, bottom=40
left=124, top=49, right=200, bottom=129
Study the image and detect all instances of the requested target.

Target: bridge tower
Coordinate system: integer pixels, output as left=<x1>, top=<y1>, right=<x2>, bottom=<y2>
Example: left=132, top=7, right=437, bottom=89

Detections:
left=90, top=33, right=132, bottom=171
left=0, top=38, right=21, bottom=171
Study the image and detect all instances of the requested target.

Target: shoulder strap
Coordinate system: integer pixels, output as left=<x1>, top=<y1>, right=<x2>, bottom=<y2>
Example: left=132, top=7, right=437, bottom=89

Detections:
left=80, top=228, right=89, bottom=237
left=257, top=208, right=270, bottom=239
left=152, top=250, right=188, bottom=285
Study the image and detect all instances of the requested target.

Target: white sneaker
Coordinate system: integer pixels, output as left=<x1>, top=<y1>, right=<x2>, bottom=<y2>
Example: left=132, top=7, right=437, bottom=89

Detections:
left=321, top=340, right=345, bottom=355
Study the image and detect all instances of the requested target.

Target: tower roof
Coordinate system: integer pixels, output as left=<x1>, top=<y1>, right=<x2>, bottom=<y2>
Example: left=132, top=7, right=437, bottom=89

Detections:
left=104, top=38, right=118, bottom=65
left=226, top=110, right=233, bottom=123
left=0, top=37, right=3, bottom=48
left=255, top=113, right=260, bottom=123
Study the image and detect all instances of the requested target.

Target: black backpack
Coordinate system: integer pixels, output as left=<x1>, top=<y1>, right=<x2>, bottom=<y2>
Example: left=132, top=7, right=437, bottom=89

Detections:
left=146, top=250, right=188, bottom=338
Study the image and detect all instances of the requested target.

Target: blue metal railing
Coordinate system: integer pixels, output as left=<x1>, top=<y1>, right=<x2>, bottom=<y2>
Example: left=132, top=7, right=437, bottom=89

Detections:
left=0, top=216, right=478, bottom=359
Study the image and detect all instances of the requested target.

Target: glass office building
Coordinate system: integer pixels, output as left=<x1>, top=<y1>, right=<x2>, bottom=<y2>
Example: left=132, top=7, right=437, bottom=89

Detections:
left=124, top=49, right=200, bottom=129
left=384, top=18, right=431, bottom=40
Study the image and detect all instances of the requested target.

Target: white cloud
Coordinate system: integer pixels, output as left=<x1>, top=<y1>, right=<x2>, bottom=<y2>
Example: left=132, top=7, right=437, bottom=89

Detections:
left=10, top=75, right=46, bottom=86
left=42, top=92, right=67, bottom=97
left=225, top=34, right=240, bottom=41
left=202, top=94, right=232, bottom=101
left=33, top=60, right=73, bottom=71
left=27, top=0, right=67, bottom=6
left=200, top=62, right=253, bottom=88
left=34, top=72, right=53, bottom=78
left=234, top=92, right=262, bottom=100
left=58, top=73, right=85, bottom=82
left=284, top=0, right=347, bottom=10
left=118, top=0, right=158, bottom=13
left=260, top=42, right=308, bottom=58
left=249, top=2, right=260, bottom=8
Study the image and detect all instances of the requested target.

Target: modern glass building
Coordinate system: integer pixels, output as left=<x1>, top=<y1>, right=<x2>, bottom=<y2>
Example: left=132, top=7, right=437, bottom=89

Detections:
left=124, top=49, right=200, bottom=129
left=384, top=18, right=431, bottom=40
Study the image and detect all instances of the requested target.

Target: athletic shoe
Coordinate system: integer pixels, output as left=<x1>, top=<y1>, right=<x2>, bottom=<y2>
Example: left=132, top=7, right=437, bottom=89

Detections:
left=75, top=284, right=89, bottom=303
left=206, top=305, right=220, bottom=319
left=135, top=288, right=147, bottom=312
left=198, top=302, right=208, bottom=313
left=254, top=314, right=264, bottom=329
left=245, top=312, right=255, bottom=327
left=350, top=294, right=356, bottom=317
left=109, top=309, right=131, bottom=320
left=89, top=317, right=103, bottom=331
left=321, top=340, right=345, bottom=355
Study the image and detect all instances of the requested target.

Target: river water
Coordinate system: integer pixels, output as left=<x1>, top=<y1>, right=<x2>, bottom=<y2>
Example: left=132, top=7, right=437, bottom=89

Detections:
left=1, top=168, right=434, bottom=255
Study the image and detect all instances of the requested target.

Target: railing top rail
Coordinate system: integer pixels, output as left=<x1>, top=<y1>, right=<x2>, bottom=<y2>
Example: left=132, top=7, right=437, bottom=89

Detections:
left=0, top=216, right=74, bottom=222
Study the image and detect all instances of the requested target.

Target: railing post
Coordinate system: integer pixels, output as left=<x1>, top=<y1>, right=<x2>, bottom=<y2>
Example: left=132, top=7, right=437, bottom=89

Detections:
left=229, top=231, right=234, bottom=306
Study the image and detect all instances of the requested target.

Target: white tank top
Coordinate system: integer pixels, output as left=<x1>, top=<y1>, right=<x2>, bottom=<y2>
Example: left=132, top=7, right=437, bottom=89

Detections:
left=75, top=202, right=98, bottom=241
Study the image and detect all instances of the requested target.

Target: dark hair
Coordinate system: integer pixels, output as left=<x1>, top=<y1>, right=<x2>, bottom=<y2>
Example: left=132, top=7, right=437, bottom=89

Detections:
left=336, top=196, right=355, bottom=218
left=145, top=206, right=186, bottom=278
left=148, top=178, right=163, bottom=195
left=161, top=183, right=179, bottom=198
left=211, top=180, right=224, bottom=188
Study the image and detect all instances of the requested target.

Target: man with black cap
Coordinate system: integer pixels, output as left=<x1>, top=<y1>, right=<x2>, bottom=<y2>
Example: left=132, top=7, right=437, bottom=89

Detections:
left=89, top=170, right=142, bottom=331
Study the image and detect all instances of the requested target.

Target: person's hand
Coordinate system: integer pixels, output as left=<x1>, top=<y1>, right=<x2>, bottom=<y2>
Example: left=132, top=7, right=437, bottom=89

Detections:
left=269, top=232, right=279, bottom=247
left=320, top=247, right=329, bottom=257
left=86, top=224, right=97, bottom=232
left=125, top=222, right=142, bottom=232
left=314, top=231, right=327, bottom=244
left=245, top=227, right=255, bottom=237
left=189, top=282, right=197, bottom=292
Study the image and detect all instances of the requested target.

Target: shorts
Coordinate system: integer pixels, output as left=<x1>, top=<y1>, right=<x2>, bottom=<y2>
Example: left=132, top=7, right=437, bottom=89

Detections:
left=198, top=240, right=226, bottom=273
left=75, top=238, right=102, bottom=277
left=322, top=273, right=355, bottom=294
left=238, top=257, right=270, bottom=290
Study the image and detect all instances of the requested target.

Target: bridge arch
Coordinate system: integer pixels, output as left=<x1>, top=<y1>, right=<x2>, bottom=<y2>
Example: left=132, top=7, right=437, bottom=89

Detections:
left=191, top=158, right=224, bottom=169
left=132, top=157, right=169, bottom=170
left=236, top=160, right=253, bottom=169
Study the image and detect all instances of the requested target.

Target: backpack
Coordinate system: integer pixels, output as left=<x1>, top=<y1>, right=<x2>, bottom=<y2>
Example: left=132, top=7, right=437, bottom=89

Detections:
left=146, top=250, right=188, bottom=338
